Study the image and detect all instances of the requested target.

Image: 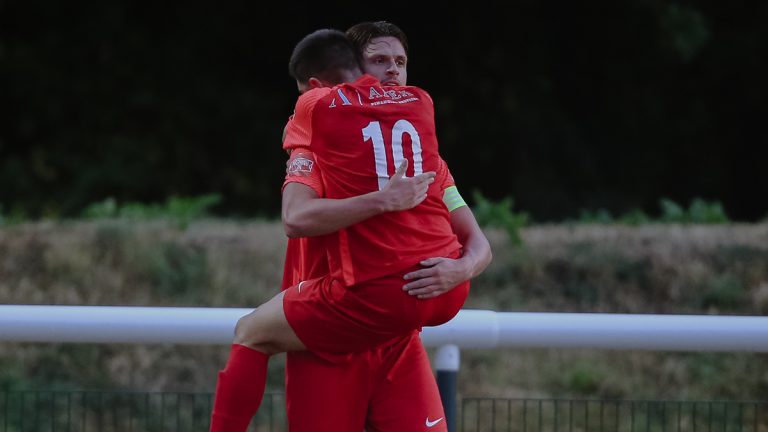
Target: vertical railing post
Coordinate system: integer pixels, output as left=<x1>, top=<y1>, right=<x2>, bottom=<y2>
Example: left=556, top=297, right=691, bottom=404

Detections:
left=436, top=344, right=460, bottom=432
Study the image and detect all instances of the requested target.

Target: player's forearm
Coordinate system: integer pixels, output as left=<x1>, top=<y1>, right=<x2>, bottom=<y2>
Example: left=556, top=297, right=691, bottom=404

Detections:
left=456, top=232, right=493, bottom=279
left=450, top=206, right=493, bottom=279
left=283, top=190, right=388, bottom=238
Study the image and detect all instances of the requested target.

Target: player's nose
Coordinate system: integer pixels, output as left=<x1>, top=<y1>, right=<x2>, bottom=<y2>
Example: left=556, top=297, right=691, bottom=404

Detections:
left=386, top=61, right=399, bottom=75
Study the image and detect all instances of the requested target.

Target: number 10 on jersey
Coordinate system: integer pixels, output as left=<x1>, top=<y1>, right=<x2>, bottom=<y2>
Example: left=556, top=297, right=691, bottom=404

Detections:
left=362, top=119, right=424, bottom=191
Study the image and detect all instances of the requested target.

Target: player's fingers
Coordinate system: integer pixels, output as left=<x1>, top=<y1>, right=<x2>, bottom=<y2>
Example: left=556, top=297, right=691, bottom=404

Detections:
left=414, top=172, right=436, bottom=184
left=420, top=257, right=444, bottom=266
left=410, top=285, right=446, bottom=297
left=393, top=159, right=408, bottom=178
left=403, top=270, right=434, bottom=290
left=403, top=268, right=435, bottom=281
left=407, top=284, right=440, bottom=295
left=418, top=171, right=436, bottom=179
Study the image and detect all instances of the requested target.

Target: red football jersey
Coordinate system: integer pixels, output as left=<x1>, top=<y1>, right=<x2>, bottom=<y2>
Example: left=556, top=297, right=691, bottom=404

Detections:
left=280, top=146, right=457, bottom=289
left=292, top=75, right=461, bottom=285
left=280, top=147, right=329, bottom=289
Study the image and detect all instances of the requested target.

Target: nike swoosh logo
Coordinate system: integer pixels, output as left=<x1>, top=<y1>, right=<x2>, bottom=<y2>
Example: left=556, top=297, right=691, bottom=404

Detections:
left=426, top=417, right=444, bottom=428
left=297, top=281, right=305, bottom=293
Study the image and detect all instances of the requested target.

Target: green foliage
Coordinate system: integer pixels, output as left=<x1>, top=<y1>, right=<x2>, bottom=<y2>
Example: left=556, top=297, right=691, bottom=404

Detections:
left=82, top=198, right=119, bottom=219
left=0, top=205, right=26, bottom=226
left=144, top=242, right=210, bottom=300
left=548, top=362, right=604, bottom=395
left=0, top=347, right=99, bottom=392
left=617, top=208, right=651, bottom=226
left=686, top=198, right=729, bottom=223
left=572, top=208, right=651, bottom=225
left=700, top=274, right=747, bottom=311
left=471, top=191, right=528, bottom=246
left=82, top=194, right=222, bottom=229
left=659, top=198, right=686, bottom=222
left=572, top=198, right=728, bottom=226
left=576, top=208, right=614, bottom=224
left=0, top=360, right=28, bottom=391
left=659, top=198, right=729, bottom=223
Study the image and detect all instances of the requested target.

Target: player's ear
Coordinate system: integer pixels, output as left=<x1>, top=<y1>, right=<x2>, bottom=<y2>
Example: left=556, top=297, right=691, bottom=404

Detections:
left=307, top=77, right=324, bottom=89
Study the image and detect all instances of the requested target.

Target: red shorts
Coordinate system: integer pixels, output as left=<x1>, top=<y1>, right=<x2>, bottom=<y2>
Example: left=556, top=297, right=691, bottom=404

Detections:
left=283, top=262, right=470, bottom=354
left=285, top=331, right=447, bottom=432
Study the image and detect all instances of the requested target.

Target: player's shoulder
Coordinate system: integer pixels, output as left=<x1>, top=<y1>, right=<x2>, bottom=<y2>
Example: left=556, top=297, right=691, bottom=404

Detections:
left=296, top=87, right=334, bottom=112
left=403, top=84, right=433, bottom=104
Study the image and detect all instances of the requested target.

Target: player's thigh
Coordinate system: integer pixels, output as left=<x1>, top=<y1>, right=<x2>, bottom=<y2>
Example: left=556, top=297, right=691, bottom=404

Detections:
left=285, top=351, right=369, bottom=432
left=366, top=336, right=447, bottom=432
left=233, top=291, right=305, bottom=353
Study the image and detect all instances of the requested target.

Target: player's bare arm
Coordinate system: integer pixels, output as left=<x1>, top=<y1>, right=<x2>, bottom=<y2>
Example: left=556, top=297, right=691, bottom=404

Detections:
left=403, top=205, right=492, bottom=299
left=282, top=160, right=435, bottom=238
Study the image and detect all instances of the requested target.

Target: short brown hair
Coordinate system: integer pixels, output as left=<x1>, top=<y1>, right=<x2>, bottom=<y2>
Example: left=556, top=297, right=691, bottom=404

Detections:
left=346, top=21, right=409, bottom=56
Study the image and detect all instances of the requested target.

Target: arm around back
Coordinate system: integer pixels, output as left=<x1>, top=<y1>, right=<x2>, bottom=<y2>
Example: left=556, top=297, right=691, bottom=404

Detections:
left=402, top=205, right=492, bottom=299
left=281, top=160, right=436, bottom=238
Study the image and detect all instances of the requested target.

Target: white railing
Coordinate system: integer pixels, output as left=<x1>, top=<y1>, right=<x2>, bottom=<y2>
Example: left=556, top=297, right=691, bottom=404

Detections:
left=2, top=305, right=767, bottom=351
left=3, top=305, right=767, bottom=432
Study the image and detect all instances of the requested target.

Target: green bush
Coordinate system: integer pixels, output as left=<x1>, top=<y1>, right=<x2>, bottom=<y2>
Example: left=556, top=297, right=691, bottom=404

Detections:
left=700, top=273, right=747, bottom=311
left=570, top=198, right=728, bottom=225
left=617, top=208, right=651, bottom=225
left=0, top=205, right=26, bottom=226
left=145, top=242, right=210, bottom=300
left=471, top=190, right=529, bottom=245
left=82, top=194, right=222, bottom=229
left=576, top=208, right=614, bottom=224
left=660, top=197, right=729, bottom=224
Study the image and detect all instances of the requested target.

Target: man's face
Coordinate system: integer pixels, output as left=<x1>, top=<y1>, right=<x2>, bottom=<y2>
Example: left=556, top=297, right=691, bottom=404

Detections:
left=361, top=36, right=408, bottom=86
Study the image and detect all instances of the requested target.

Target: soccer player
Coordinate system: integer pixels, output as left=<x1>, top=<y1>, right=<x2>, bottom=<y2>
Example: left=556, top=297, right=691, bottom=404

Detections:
left=209, top=29, right=491, bottom=432
left=280, top=21, right=491, bottom=432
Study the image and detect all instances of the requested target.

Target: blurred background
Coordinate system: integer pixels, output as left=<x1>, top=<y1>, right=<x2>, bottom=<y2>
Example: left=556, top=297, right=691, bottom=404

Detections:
left=2, top=2, right=768, bottom=428
left=3, top=0, right=767, bottom=222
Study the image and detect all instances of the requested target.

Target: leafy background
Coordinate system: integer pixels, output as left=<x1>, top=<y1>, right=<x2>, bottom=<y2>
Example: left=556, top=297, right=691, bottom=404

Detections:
left=2, top=1, right=767, bottom=221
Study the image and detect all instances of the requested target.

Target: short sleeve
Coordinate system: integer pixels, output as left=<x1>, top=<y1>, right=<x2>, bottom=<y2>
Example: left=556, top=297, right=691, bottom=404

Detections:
left=282, top=150, right=324, bottom=196
left=282, top=88, right=331, bottom=151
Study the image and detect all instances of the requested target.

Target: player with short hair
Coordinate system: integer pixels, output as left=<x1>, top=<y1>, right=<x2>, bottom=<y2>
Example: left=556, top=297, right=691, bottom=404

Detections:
left=209, top=28, right=491, bottom=432
left=281, top=24, right=456, bottom=432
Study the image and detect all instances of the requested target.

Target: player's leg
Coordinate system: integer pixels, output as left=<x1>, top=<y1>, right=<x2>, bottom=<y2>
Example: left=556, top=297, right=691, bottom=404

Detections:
left=280, top=271, right=468, bottom=355
left=210, top=290, right=306, bottom=432
left=285, top=351, right=370, bottom=432
left=366, top=332, right=448, bottom=432
left=234, top=290, right=306, bottom=353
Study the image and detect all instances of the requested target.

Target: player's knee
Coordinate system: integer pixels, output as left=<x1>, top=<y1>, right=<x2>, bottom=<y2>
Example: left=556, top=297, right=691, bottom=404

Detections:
left=233, top=313, right=268, bottom=346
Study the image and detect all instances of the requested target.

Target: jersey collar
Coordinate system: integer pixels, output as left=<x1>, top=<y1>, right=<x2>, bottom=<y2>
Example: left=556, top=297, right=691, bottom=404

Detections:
left=354, top=74, right=381, bottom=86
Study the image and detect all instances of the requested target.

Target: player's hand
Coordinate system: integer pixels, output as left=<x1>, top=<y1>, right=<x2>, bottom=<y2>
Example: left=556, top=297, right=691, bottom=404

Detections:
left=402, top=256, right=469, bottom=299
left=379, top=160, right=436, bottom=212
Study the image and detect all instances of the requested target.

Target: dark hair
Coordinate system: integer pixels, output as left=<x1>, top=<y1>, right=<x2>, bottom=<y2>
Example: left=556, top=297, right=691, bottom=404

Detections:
left=288, top=29, right=362, bottom=85
left=346, top=21, right=409, bottom=56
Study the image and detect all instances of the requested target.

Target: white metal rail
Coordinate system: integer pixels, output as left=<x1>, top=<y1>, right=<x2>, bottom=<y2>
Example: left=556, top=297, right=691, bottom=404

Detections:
left=1, top=305, right=767, bottom=352
left=3, top=305, right=766, bottom=432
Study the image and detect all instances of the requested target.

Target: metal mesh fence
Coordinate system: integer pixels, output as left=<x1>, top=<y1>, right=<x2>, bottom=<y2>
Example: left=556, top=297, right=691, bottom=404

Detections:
left=2, top=391, right=766, bottom=432
left=461, top=399, right=768, bottom=432
left=0, top=390, right=284, bottom=432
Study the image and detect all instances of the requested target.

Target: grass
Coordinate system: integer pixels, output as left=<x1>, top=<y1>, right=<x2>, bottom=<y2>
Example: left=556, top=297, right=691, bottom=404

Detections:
left=1, top=220, right=767, bottom=401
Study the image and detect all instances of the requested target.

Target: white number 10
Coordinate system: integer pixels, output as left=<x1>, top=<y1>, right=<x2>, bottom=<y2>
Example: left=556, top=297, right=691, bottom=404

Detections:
left=361, top=119, right=423, bottom=190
